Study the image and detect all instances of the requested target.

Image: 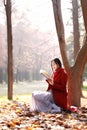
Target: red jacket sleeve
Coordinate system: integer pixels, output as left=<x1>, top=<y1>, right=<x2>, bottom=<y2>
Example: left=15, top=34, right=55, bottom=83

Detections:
left=47, top=68, right=67, bottom=92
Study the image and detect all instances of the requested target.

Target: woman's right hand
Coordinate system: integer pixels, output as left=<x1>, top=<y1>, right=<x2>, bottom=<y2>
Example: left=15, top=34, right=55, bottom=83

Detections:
left=46, top=78, right=54, bottom=85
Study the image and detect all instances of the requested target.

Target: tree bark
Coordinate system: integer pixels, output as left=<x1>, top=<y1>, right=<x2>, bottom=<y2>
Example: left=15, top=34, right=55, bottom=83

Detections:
left=4, top=0, right=13, bottom=100
left=72, top=0, right=84, bottom=98
left=72, top=0, right=80, bottom=60
left=81, top=0, right=87, bottom=33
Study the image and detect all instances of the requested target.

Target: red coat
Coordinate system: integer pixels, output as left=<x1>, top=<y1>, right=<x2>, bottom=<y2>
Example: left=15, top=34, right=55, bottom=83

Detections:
left=47, top=67, right=68, bottom=110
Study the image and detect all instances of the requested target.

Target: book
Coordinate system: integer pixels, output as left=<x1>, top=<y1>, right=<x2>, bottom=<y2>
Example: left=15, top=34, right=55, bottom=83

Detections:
left=40, top=69, right=51, bottom=79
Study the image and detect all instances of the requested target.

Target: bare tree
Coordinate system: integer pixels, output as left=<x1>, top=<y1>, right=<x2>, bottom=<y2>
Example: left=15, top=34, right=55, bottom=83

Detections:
left=52, top=0, right=87, bottom=107
left=4, top=0, right=13, bottom=100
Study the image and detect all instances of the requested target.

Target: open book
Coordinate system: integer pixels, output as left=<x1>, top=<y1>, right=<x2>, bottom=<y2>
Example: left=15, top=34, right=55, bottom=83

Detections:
left=40, top=69, right=51, bottom=79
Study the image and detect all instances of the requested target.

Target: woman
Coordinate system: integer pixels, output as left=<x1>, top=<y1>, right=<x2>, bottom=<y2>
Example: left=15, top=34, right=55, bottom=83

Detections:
left=47, top=58, right=68, bottom=110
left=29, top=58, right=68, bottom=113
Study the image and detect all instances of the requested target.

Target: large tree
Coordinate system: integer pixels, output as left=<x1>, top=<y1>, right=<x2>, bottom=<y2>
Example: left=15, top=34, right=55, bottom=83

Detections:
left=4, top=0, right=13, bottom=100
left=52, top=0, right=87, bottom=107
left=72, top=0, right=84, bottom=97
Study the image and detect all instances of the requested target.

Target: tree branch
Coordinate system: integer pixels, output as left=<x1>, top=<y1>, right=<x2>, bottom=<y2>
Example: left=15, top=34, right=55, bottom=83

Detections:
left=80, top=0, right=87, bottom=33
left=4, top=0, right=7, bottom=6
left=74, top=0, right=87, bottom=73
left=74, top=36, right=87, bottom=74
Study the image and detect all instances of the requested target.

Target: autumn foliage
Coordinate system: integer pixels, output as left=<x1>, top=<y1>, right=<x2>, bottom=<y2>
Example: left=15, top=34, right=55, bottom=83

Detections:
left=0, top=100, right=87, bottom=130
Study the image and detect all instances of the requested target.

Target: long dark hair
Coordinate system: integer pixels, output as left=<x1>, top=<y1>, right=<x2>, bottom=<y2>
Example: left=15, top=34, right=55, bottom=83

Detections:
left=51, top=58, right=62, bottom=67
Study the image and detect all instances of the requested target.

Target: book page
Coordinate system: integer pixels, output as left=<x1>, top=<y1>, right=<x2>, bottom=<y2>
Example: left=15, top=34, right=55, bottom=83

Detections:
left=40, top=69, right=51, bottom=79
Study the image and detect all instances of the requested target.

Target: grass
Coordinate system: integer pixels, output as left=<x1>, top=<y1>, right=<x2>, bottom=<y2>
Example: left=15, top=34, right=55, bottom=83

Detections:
left=0, top=94, right=31, bottom=103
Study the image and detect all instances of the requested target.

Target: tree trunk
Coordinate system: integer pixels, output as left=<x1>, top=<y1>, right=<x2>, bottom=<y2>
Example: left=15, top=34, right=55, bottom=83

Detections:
left=68, top=67, right=82, bottom=107
left=72, top=0, right=84, bottom=98
left=52, top=0, right=87, bottom=107
left=72, top=0, right=80, bottom=60
left=4, top=0, right=13, bottom=100
left=80, top=0, right=87, bottom=97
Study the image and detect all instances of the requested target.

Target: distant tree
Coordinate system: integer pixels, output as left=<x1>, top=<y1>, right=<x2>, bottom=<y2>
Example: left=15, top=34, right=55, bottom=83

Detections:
left=52, top=0, right=87, bottom=107
left=4, top=0, right=13, bottom=100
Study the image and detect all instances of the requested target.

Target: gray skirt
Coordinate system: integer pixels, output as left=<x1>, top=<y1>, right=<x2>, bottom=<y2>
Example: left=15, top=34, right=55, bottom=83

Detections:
left=29, top=90, right=61, bottom=113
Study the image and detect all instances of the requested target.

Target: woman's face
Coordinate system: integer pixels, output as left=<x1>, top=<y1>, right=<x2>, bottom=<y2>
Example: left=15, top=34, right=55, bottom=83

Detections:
left=51, top=61, right=59, bottom=72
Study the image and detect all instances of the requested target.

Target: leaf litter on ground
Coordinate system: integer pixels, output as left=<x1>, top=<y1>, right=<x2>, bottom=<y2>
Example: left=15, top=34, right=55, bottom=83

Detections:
left=0, top=100, right=87, bottom=130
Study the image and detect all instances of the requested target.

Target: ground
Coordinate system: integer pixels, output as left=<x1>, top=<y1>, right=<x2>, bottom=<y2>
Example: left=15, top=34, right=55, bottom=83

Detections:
left=0, top=81, right=87, bottom=130
left=0, top=98, right=87, bottom=130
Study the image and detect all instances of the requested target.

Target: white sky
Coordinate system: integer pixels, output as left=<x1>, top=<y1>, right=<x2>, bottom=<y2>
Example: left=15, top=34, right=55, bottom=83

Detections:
left=0, top=0, right=72, bottom=39
left=15, top=0, right=72, bottom=37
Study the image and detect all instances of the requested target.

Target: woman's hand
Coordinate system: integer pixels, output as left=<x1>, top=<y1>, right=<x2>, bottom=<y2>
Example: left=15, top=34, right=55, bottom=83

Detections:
left=46, top=78, right=54, bottom=85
